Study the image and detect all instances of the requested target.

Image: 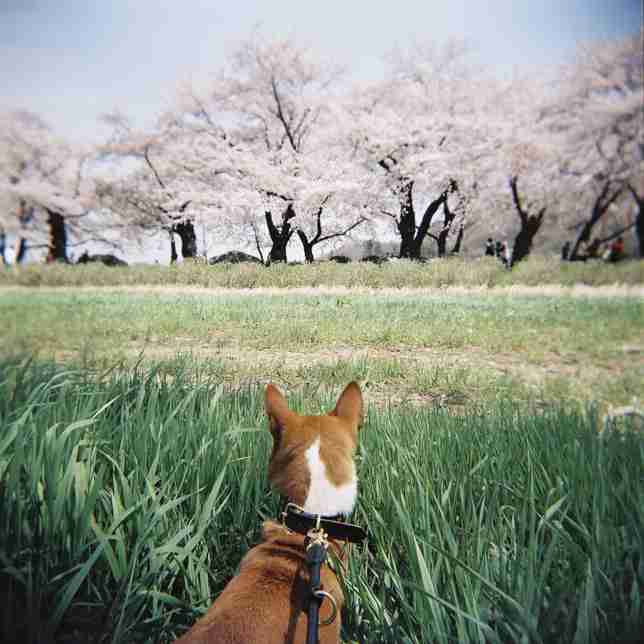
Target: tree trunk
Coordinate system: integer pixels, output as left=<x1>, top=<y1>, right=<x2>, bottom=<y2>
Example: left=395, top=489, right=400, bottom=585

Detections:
left=14, top=238, right=27, bottom=264
left=508, top=177, right=546, bottom=267
left=265, top=204, right=296, bottom=264
left=636, top=207, right=643, bottom=258
left=435, top=203, right=454, bottom=257
left=435, top=192, right=459, bottom=257
left=169, top=231, right=178, bottom=264
left=397, top=183, right=450, bottom=259
left=511, top=219, right=544, bottom=265
left=12, top=200, right=31, bottom=265
left=399, top=236, right=423, bottom=259
left=45, top=209, right=68, bottom=263
left=569, top=180, right=623, bottom=260
left=436, top=233, right=447, bottom=257
left=296, top=230, right=315, bottom=263
left=626, top=184, right=643, bottom=258
left=172, top=219, right=198, bottom=259
left=452, top=225, right=464, bottom=254
left=397, top=181, right=417, bottom=258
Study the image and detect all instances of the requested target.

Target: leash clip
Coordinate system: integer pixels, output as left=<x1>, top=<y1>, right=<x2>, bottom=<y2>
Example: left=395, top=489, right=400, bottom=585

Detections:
left=306, top=526, right=329, bottom=551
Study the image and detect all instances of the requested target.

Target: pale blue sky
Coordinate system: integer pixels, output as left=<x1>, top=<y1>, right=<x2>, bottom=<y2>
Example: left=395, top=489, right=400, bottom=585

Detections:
left=1, top=0, right=641, bottom=143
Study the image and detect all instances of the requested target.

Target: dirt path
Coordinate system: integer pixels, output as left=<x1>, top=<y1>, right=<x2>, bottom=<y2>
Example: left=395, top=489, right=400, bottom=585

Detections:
left=2, top=284, right=643, bottom=298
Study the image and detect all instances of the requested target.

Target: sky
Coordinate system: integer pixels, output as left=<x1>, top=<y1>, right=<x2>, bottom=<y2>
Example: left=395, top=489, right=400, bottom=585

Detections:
left=1, top=0, right=642, bottom=144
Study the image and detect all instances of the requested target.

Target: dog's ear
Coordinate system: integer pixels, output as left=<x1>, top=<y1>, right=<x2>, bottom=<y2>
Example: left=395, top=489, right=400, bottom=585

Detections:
left=265, top=384, right=292, bottom=437
left=331, top=381, right=363, bottom=429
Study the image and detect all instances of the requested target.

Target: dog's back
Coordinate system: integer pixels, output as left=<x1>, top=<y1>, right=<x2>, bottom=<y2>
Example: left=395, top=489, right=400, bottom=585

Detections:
left=175, top=383, right=363, bottom=644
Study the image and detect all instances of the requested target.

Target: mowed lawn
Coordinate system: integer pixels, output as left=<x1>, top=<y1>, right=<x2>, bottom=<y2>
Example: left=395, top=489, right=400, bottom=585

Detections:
left=1, top=286, right=642, bottom=409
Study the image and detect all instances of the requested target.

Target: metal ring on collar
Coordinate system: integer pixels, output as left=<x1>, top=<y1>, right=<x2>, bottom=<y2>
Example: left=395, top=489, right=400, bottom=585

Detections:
left=313, top=589, right=338, bottom=626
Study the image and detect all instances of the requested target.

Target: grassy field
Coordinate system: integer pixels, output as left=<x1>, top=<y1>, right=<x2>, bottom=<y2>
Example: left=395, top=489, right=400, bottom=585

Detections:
left=0, top=359, right=642, bottom=644
left=1, top=287, right=642, bottom=410
left=1, top=261, right=642, bottom=642
left=1, top=255, right=643, bottom=289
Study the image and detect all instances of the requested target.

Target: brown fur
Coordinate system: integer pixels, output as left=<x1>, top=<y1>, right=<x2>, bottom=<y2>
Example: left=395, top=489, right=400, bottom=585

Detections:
left=174, top=382, right=363, bottom=644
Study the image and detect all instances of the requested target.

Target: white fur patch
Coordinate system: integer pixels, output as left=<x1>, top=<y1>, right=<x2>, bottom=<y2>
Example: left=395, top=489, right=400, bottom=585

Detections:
left=303, top=438, right=357, bottom=516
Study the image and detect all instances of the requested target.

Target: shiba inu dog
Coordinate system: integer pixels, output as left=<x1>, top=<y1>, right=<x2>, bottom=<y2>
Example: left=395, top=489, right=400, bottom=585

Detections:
left=175, top=382, right=364, bottom=644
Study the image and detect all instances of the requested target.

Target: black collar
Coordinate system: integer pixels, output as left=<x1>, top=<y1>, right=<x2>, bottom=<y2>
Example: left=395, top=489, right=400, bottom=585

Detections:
left=280, top=502, right=367, bottom=544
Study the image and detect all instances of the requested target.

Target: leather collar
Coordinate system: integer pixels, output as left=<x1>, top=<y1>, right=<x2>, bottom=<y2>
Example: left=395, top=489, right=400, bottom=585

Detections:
left=280, top=502, right=367, bottom=544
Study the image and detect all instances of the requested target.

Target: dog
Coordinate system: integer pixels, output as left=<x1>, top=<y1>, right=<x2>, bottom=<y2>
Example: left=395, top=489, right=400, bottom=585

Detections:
left=175, top=381, right=364, bottom=644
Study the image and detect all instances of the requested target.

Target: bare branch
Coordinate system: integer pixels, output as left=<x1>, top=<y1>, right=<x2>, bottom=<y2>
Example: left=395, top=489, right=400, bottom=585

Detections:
left=143, top=146, right=167, bottom=190
left=315, top=216, right=368, bottom=245
left=309, top=194, right=333, bottom=245
left=270, top=76, right=298, bottom=152
left=250, top=220, right=265, bottom=263
left=597, top=221, right=636, bottom=244
left=509, top=175, right=527, bottom=224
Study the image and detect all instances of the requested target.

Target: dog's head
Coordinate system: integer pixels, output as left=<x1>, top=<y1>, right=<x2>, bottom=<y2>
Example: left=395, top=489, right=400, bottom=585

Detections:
left=264, top=382, right=363, bottom=517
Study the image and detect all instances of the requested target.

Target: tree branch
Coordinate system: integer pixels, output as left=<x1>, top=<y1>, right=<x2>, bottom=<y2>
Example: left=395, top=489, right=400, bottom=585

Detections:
left=310, top=194, right=331, bottom=244
left=597, top=221, right=636, bottom=244
left=264, top=211, right=278, bottom=239
left=261, top=188, right=293, bottom=203
left=509, top=175, right=527, bottom=224
left=250, top=220, right=265, bottom=263
left=626, top=182, right=643, bottom=206
left=143, top=146, right=167, bottom=190
left=271, top=76, right=298, bottom=152
left=315, top=217, right=367, bottom=245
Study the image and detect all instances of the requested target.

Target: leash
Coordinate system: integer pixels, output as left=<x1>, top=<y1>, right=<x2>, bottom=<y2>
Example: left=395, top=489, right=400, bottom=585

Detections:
left=280, top=503, right=367, bottom=644
left=305, top=525, right=332, bottom=644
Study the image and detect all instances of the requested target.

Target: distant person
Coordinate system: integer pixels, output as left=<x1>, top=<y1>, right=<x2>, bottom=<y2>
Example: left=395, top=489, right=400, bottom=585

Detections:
left=561, top=241, right=571, bottom=260
left=607, top=237, right=625, bottom=263
left=0, top=225, right=5, bottom=265
left=497, top=241, right=508, bottom=267
left=485, top=238, right=495, bottom=256
left=503, top=241, right=512, bottom=268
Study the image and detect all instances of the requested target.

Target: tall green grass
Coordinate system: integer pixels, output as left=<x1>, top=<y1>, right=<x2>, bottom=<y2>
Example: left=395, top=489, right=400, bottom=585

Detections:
left=1, top=358, right=642, bottom=643
left=1, top=255, right=642, bottom=288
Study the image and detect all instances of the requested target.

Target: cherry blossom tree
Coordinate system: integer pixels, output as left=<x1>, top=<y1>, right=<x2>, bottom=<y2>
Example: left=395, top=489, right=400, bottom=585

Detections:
left=458, top=68, right=570, bottom=265
left=93, top=29, right=642, bottom=266
left=0, top=109, right=102, bottom=263
left=546, top=30, right=643, bottom=259
left=340, top=38, right=511, bottom=259
left=96, top=34, right=372, bottom=264
left=95, top=111, right=202, bottom=263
